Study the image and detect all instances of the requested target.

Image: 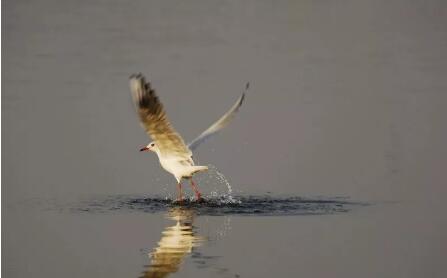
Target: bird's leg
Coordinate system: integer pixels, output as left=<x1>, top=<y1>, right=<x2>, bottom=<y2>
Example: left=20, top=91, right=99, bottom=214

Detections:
left=190, top=179, right=202, bottom=200
left=177, top=182, right=183, bottom=202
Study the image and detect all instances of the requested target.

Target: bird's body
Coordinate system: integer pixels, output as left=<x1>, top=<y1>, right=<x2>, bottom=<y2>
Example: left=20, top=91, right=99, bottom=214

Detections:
left=157, top=152, right=207, bottom=183
left=129, top=73, right=246, bottom=200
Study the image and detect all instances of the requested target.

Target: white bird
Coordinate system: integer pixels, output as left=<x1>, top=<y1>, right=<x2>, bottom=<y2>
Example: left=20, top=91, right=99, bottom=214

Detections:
left=129, top=73, right=247, bottom=201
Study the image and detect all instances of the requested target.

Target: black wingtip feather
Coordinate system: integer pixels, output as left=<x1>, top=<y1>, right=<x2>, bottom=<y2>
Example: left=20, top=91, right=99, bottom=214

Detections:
left=240, top=92, right=245, bottom=106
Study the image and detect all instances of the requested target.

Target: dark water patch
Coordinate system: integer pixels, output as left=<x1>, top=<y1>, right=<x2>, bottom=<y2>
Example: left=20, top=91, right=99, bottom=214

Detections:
left=68, top=195, right=368, bottom=216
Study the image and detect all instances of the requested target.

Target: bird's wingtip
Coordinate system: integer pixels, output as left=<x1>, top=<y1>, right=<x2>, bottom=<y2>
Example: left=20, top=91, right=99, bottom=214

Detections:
left=239, top=91, right=246, bottom=106
left=129, top=72, right=145, bottom=80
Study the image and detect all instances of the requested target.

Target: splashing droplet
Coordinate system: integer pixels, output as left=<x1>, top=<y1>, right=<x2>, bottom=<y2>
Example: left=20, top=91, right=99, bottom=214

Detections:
left=193, top=165, right=240, bottom=204
left=204, top=165, right=240, bottom=204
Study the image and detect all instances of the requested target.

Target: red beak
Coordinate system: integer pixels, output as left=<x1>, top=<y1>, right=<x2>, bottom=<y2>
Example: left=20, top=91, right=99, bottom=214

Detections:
left=140, top=147, right=150, bottom=152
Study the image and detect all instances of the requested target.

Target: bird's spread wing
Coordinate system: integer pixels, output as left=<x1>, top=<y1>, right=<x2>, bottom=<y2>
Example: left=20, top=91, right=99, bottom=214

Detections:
left=129, top=74, right=191, bottom=157
left=188, top=83, right=248, bottom=151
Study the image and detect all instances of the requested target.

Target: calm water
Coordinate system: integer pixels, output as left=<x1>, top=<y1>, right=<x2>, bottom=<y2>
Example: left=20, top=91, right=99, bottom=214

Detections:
left=3, top=0, right=447, bottom=277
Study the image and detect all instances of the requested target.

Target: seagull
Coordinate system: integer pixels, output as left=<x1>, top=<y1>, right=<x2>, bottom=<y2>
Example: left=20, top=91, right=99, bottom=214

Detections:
left=129, top=73, right=247, bottom=201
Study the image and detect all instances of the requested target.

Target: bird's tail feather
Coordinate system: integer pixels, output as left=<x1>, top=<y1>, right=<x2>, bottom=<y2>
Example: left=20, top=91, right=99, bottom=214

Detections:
left=190, top=165, right=208, bottom=174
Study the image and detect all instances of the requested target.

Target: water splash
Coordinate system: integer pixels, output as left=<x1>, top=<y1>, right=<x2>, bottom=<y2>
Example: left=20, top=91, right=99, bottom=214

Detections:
left=212, top=165, right=232, bottom=194
left=66, top=195, right=368, bottom=216
left=152, top=164, right=239, bottom=203
left=198, top=165, right=241, bottom=204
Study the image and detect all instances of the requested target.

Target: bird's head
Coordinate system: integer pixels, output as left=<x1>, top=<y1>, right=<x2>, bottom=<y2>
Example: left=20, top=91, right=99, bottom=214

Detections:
left=140, top=141, right=159, bottom=153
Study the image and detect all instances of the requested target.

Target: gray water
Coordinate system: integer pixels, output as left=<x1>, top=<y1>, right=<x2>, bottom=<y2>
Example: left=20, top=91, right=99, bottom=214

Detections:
left=3, top=0, right=447, bottom=277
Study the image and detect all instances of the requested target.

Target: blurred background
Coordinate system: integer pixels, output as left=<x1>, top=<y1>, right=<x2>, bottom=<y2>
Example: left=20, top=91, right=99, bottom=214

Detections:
left=4, top=0, right=446, bottom=201
left=3, top=0, right=447, bottom=277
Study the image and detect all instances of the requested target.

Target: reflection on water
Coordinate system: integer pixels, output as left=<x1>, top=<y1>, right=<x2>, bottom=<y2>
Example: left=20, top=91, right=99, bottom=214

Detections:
left=140, top=208, right=204, bottom=278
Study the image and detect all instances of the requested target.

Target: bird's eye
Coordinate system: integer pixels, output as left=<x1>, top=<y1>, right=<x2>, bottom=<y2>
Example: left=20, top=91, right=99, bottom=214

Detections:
left=151, top=143, right=155, bottom=147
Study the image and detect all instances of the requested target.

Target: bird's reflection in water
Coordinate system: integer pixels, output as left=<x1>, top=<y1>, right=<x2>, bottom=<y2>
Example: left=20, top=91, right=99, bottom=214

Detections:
left=140, top=208, right=204, bottom=278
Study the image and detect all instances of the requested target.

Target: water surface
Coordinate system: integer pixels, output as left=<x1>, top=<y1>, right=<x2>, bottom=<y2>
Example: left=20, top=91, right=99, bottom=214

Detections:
left=3, top=0, right=447, bottom=277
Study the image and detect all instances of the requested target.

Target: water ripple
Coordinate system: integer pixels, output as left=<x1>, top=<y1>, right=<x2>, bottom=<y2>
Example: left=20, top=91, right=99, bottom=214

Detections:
left=70, top=195, right=367, bottom=216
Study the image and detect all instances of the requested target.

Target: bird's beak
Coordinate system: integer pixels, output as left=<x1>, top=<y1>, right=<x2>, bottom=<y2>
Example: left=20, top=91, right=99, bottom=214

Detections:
left=140, top=147, right=150, bottom=152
